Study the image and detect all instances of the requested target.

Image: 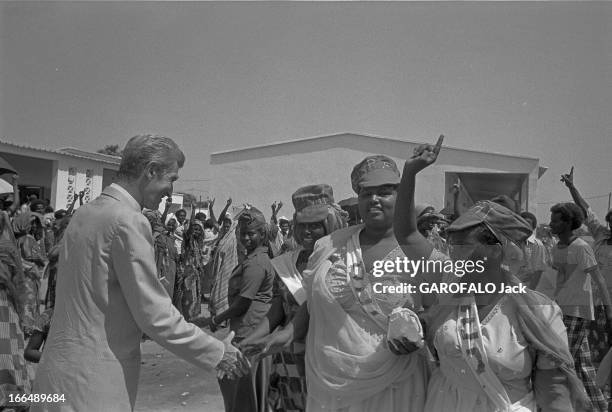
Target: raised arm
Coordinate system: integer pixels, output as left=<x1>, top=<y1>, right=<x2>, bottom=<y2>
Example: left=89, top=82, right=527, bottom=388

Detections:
left=160, top=196, right=172, bottom=224
left=218, top=198, right=232, bottom=224
left=394, top=135, right=444, bottom=260
left=208, top=198, right=217, bottom=225
left=560, top=167, right=589, bottom=216
left=185, top=202, right=197, bottom=234
left=451, top=179, right=461, bottom=221
left=67, top=193, right=78, bottom=216
left=270, top=201, right=282, bottom=225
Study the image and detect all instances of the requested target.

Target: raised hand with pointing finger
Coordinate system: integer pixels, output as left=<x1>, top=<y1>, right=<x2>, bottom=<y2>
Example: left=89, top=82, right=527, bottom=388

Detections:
left=560, top=166, right=574, bottom=188
left=406, top=135, right=444, bottom=172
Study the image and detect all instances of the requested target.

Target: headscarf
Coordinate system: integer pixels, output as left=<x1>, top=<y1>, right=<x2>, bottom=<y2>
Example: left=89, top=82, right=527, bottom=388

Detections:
left=490, top=194, right=518, bottom=213
left=447, top=200, right=532, bottom=245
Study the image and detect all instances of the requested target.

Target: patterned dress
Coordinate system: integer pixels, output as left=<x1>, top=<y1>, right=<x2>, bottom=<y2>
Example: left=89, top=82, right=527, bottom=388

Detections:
left=0, top=212, right=31, bottom=409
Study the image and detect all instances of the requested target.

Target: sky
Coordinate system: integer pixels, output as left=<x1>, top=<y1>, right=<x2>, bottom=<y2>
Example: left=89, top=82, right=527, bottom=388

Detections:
left=1, top=1, right=611, bottom=222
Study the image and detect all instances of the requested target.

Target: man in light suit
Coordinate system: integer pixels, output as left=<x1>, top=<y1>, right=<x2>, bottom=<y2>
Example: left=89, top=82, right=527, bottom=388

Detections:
left=32, top=135, right=245, bottom=411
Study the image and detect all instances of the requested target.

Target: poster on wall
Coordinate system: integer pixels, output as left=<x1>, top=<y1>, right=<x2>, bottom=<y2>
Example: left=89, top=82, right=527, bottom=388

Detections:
left=66, top=167, right=77, bottom=208
left=84, top=169, right=93, bottom=203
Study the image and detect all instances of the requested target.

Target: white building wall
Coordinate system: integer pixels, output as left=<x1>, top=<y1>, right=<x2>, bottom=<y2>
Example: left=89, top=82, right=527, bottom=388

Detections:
left=211, top=146, right=541, bottom=220
left=54, top=157, right=106, bottom=211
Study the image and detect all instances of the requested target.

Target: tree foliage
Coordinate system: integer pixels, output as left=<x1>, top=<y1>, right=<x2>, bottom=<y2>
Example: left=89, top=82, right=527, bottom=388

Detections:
left=97, top=144, right=123, bottom=157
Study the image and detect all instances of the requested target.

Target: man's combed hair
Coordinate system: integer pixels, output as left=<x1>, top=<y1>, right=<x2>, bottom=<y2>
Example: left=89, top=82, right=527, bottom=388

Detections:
left=118, top=135, right=185, bottom=180
left=550, top=202, right=584, bottom=230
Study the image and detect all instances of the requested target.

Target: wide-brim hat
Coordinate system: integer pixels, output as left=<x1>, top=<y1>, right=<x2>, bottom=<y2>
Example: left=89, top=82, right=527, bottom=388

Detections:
left=293, top=184, right=335, bottom=223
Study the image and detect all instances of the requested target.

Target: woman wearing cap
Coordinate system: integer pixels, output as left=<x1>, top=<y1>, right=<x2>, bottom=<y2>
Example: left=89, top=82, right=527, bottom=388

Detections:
left=240, top=184, right=348, bottom=411
left=394, top=137, right=588, bottom=411
left=262, top=155, right=443, bottom=411
left=209, top=206, right=275, bottom=412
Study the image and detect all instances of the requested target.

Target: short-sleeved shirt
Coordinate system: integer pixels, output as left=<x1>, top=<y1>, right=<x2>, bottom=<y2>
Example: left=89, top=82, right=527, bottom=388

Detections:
left=227, top=246, right=275, bottom=338
left=516, top=233, right=548, bottom=282
left=585, top=208, right=612, bottom=292
left=552, top=237, right=598, bottom=320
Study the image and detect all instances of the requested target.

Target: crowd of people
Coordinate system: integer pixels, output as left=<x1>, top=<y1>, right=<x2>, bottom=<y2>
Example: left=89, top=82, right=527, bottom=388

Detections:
left=0, top=134, right=611, bottom=412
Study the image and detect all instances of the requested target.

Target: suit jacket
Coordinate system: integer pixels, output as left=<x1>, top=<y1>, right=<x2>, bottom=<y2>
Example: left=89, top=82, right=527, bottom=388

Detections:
left=32, top=184, right=225, bottom=411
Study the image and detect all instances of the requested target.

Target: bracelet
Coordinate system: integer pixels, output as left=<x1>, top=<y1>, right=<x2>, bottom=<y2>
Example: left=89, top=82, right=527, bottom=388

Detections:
left=211, top=316, right=218, bottom=327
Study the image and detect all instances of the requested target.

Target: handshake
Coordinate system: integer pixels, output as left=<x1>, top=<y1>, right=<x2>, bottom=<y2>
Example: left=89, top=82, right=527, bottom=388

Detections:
left=215, top=331, right=251, bottom=380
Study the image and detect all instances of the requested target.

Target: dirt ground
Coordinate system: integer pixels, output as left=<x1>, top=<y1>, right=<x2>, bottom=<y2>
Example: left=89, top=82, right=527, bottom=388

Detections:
left=134, top=305, right=227, bottom=412
left=134, top=338, right=225, bottom=412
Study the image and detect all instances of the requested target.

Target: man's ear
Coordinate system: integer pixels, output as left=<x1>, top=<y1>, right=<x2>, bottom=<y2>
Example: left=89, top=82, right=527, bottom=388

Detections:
left=143, top=162, right=160, bottom=179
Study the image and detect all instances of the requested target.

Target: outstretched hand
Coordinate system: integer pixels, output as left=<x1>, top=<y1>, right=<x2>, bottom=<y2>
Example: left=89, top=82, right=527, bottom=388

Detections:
left=216, top=331, right=251, bottom=380
left=560, top=166, right=574, bottom=188
left=261, top=326, right=293, bottom=354
left=240, top=326, right=294, bottom=359
left=407, top=135, right=444, bottom=172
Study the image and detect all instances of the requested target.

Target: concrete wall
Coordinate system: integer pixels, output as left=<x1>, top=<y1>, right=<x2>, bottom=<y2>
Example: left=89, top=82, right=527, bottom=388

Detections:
left=210, top=141, right=542, bottom=220
left=54, top=157, right=107, bottom=211
left=1, top=145, right=120, bottom=211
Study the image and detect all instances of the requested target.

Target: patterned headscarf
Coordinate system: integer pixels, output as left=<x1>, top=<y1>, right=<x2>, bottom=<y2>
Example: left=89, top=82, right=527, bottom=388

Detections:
left=448, top=200, right=532, bottom=245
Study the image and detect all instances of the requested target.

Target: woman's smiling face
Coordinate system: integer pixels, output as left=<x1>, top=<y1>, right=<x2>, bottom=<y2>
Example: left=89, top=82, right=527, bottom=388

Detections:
left=357, top=184, right=397, bottom=231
